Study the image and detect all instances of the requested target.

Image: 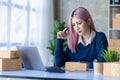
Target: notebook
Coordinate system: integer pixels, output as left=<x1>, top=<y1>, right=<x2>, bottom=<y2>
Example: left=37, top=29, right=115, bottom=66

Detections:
left=16, top=46, right=65, bottom=73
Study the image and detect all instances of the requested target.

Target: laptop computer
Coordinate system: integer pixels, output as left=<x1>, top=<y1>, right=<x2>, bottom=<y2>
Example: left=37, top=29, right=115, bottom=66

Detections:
left=16, top=46, right=65, bottom=73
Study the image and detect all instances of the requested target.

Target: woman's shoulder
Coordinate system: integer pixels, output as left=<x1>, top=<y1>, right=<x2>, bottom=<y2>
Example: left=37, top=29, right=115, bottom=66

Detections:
left=96, top=32, right=106, bottom=37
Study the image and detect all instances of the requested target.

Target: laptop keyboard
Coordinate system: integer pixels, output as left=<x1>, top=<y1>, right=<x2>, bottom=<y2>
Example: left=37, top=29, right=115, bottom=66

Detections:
left=46, top=66, right=65, bottom=73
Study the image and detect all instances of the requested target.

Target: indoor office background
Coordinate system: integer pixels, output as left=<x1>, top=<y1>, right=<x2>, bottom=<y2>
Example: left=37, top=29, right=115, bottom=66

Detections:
left=0, top=0, right=109, bottom=66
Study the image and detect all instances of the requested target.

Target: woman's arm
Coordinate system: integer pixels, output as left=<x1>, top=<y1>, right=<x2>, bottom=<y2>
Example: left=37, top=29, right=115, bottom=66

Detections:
left=54, top=39, right=69, bottom=67
left=96, top=32, right=108, bottom=62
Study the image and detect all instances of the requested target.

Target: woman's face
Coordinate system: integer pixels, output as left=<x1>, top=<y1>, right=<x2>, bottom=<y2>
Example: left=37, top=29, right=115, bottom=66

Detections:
left=72, top=16, right=89, bottom=36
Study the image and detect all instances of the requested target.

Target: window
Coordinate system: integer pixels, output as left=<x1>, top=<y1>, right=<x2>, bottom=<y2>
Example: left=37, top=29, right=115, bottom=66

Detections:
left=0, top=0, right=40, bottom=50
left=0, top=0, right=54, bottom=66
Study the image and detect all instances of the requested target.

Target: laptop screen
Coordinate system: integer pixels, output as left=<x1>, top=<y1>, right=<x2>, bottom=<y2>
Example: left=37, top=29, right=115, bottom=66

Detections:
left=16, top=46, right=46, bottom=71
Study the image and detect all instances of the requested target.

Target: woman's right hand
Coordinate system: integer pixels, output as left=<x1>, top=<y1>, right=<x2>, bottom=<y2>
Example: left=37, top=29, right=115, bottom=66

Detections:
left=57, top=28, right=69, bottom=39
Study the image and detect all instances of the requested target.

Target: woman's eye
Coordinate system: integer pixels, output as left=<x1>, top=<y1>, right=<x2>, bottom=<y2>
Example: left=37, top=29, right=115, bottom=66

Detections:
left=78, top=22, right=81, bottom=24
left=72, top=24, right=75, bottom=26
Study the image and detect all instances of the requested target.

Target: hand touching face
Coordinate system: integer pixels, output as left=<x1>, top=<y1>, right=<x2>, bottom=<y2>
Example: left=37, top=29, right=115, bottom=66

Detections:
left=57, top=28, right=69, bottom=39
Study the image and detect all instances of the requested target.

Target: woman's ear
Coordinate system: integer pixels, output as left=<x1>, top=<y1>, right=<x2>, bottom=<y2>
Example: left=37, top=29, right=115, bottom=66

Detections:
left=87, top=18, right=91, bottom=25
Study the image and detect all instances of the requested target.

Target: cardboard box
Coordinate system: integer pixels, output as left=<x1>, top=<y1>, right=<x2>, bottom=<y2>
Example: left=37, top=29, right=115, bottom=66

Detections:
left=0, top=58, right=22, bottom=71
left=65, top=62, right=88, bottom=71
left=116, top=14, right=120, bottom=18
left=109, top=39, right=120, bottom=52
left=0, top=50, right=20, bottom=59
left=103, top=62, right=120, bottom=78
left=113, top=18, right=120, bottom=28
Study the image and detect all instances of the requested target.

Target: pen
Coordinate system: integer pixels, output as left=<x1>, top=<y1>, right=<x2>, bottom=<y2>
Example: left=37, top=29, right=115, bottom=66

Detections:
left=64, top=27, right=69, bottom=32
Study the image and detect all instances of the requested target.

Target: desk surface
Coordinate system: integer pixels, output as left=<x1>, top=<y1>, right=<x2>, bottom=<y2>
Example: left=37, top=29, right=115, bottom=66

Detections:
left=0, top=69, right=120, bottom=80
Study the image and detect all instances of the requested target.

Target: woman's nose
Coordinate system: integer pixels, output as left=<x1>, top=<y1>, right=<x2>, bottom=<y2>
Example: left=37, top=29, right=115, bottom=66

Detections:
left=76, top=25, right=80, bottom=30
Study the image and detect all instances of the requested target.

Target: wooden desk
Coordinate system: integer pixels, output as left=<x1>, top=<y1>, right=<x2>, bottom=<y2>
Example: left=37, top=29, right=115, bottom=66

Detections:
left=0, top=69, right=120, bottom=80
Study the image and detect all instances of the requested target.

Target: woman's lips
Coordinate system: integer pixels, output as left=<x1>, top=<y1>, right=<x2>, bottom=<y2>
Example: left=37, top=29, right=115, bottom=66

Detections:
left=77, top=30, right=82, bottom=33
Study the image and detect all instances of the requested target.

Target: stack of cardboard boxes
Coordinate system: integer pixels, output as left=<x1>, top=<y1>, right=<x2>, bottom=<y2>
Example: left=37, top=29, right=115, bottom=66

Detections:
left=107, top=13, right=120, bottom=78
left=0, top=50, right=22, bottom=71
left=108, top=13, right=120, bottom=78
left=110, top=13, right=120, bottom=52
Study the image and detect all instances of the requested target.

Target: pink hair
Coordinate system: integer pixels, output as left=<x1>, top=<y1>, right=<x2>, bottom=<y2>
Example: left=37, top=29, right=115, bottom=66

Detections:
left=67, top=7, right=96, bottom=53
